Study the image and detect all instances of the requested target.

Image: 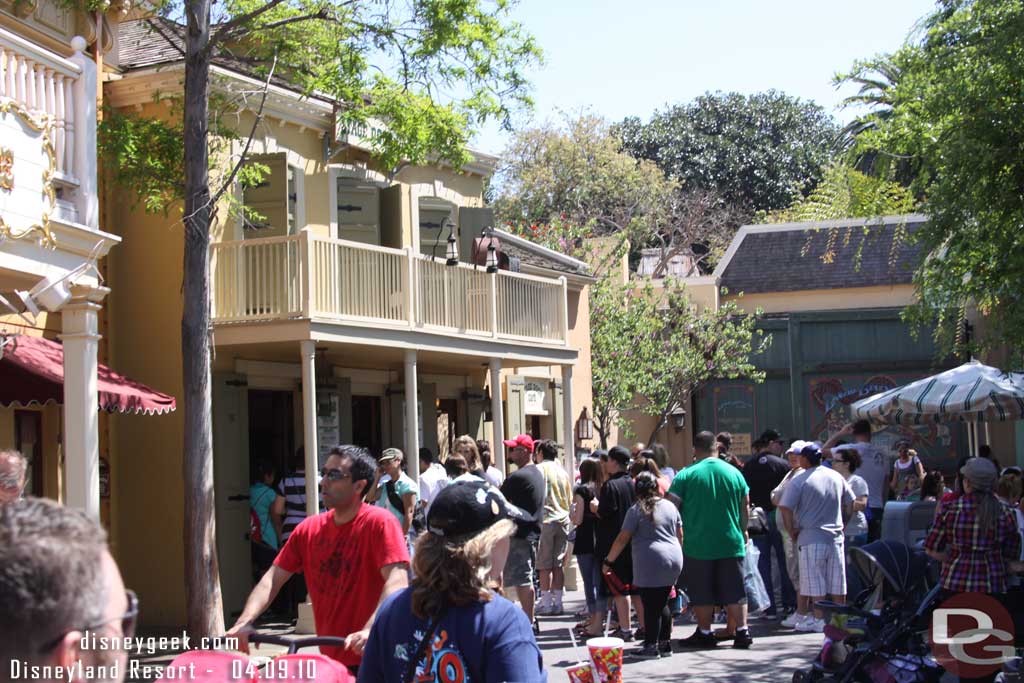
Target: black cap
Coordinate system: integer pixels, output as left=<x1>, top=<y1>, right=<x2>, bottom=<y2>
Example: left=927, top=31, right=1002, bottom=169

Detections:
left=607, top=446, right=630, bottom=466
left=758, top=429, right=783, bottom=443
left=427, top=481, right=531, bottom=541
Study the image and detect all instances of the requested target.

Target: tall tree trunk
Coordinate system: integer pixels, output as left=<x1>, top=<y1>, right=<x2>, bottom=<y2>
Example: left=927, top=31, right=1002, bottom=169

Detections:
left=182, top=0, right=223, bottom=639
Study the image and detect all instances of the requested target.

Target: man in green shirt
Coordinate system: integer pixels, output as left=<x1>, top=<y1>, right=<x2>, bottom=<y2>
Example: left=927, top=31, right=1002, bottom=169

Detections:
left=667, top=430, right=752, bottom=649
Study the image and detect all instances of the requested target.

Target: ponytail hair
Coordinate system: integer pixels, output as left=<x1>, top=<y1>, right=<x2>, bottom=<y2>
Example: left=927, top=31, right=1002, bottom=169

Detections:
left=634, top=471, right=661, bottom=520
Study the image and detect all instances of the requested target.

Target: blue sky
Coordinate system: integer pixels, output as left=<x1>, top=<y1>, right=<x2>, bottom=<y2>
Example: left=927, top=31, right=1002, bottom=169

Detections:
left=471, top=0, right=937, bottom=155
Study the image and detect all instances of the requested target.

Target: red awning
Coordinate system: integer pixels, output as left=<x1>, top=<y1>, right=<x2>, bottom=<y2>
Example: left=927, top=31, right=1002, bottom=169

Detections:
left=0, top=335, right=176, bottom=415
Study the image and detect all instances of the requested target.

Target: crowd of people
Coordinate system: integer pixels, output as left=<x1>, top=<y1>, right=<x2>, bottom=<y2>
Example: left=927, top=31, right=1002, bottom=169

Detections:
left=1, top=418, right=1023, bottom=681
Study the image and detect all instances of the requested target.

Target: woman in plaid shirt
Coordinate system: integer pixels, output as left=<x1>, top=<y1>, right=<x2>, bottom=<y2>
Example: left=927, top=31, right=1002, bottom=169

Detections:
left=924, top=457, right=1022, bottom=594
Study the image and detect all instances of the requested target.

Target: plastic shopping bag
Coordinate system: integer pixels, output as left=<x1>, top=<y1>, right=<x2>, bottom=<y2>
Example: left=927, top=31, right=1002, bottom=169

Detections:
left=743, top=539, right=771, bottom=614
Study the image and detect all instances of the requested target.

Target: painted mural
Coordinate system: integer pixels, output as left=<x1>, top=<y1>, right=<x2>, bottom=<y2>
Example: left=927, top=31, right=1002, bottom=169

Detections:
left=807, top=373, right=963, bottom=469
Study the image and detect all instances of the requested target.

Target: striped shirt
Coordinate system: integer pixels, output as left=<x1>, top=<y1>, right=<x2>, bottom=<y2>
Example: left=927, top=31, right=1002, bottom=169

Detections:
left=277, top=472, right=324, bottom=541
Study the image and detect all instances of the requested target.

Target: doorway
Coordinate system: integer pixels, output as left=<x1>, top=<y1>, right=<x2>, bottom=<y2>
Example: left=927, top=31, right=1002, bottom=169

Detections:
left=248, top=390, right=295, bottom=480
left=352, top=395, right=382, bottom=454
left=15, top=410, right=42, bottom=497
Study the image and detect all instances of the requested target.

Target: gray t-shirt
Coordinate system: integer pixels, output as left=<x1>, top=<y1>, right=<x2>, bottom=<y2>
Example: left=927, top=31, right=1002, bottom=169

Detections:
left=848, top=442, right=890, bottom=508
left=622, top=499, right=684, bottom=587
left=844, top=474, right=869, bottom=538
left=780, top=466, right=855, bottom=547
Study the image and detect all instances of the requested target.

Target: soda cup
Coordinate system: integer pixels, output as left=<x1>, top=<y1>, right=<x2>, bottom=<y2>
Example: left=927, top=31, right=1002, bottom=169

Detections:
left=566, top=662, right=595, bottom=683
left=586, top=636, right=624, bottom=683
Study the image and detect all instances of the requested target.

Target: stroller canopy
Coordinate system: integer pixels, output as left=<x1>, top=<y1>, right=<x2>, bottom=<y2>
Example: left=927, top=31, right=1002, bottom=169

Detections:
left=850, top=540, right=931, bottom=597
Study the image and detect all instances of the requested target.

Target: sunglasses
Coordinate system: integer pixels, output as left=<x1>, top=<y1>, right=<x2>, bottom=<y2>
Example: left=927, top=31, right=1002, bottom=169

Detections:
left=320, top=468, right=352, bottom=482
left=40, top=589, right=138, bottom=653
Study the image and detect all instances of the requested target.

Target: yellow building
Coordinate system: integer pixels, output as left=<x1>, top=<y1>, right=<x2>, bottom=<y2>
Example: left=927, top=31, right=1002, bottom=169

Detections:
left=624, top=215, right=1006, bottom=470
left=102, top=18, right=595, bottom=627
left=0, top=1, right=181, bottom=526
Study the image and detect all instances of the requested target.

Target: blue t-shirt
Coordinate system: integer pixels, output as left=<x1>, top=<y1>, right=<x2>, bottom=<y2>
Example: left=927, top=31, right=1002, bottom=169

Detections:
left=249, top=482, right=279, bottom=550
left=357, top=587, right=547, bottom=683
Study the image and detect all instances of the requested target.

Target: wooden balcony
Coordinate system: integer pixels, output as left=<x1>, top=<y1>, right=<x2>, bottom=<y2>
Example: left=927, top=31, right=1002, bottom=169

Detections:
left=211, top=231, right=569, bottom=346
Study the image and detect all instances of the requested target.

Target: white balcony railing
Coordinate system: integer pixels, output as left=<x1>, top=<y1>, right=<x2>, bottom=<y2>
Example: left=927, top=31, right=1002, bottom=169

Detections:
left=211, top=232, right=569, bottom=346
left=0, top=29, right=97, bottom=229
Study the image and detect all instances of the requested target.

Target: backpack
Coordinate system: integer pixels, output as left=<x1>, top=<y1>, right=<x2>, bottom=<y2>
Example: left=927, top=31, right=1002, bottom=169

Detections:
left=248, top=488, right=273, bottom=546
left=385, top=479, right=427, bottom=533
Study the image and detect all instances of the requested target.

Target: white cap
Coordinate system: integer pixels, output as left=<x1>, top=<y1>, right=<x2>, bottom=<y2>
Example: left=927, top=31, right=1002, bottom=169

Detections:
left=786, top=439, right=808, bottom=455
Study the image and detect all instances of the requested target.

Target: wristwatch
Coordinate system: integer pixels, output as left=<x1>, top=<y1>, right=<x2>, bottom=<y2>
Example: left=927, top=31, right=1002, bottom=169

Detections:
left=602, top=557, right=614, bottom=566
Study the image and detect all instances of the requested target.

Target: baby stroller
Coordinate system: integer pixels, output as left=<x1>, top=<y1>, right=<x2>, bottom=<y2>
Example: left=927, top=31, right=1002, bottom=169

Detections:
left=792, top=540, right=945, bottom=683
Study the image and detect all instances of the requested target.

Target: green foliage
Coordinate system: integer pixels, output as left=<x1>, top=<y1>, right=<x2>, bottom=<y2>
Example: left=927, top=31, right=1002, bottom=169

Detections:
left=842, top=0, right=1024, bottom=358
left=589, top=261, right=767, bottom=447
left=756, top=163, right=916, bottom=224
left=198, top=0, right=540, bottom=172
left=619, top=90, right=839, bottom=213
left=492, top=114, right=741, bottom=274
left=492, top=114, right=679, bottom=253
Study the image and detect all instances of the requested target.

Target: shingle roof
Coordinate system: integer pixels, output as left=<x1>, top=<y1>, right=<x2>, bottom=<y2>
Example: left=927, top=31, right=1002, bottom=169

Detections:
left=117, top=18, right=314, bottom=94
left=500, top=240, right=589, bottom=276
left=118, top=18, right=184, bottom=69
left=718, top=215, right=928, bottom=294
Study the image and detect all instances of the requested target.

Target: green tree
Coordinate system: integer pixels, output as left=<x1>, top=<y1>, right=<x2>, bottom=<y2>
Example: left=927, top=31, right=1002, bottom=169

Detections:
left=589, top=274, right=766, bottom=448
left=841, top=0, right=1024, bottom=357
left=492, top=114, right=741, bottom=275
left=619, top=91, right=839, bottom=213
left=101, top=0, right=538, bottom=639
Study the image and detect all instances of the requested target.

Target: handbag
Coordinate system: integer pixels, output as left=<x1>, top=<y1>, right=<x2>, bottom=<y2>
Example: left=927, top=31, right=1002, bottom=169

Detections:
left=747, top=504, right=769, bottom=536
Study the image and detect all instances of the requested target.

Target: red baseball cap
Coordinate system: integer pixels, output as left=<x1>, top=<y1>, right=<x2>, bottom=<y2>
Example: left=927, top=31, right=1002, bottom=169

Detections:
left=503, top=434, right=535, bottom=453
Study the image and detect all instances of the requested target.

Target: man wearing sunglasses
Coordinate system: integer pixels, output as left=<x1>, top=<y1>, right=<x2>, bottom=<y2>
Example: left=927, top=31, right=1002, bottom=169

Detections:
left=228, top=445, right=409, bottom=674
left=1, top=496, right=134, bottom=682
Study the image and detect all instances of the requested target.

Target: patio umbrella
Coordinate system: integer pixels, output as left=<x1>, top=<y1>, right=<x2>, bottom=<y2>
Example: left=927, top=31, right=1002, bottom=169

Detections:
left=851, top=360, right=1024, bottom=426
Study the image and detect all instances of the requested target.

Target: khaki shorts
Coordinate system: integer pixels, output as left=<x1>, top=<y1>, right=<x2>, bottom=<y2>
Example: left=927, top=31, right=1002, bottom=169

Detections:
left=537, top=521, right=569, bottom=571
left=503, top=537, right=537, bottom=587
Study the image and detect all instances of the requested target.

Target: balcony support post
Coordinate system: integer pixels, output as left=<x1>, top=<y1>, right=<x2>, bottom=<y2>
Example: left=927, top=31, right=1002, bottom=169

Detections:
left=561, top=363, right=575, bottom=482
left=559, top=275, right=569, bottom=345
left=489, top=358, right=505, bottom=475
left=301, top=229, right=315, bottom=318
left=300, top=339, right=319, bottom=518
left=405, top=247, right=416, bottom=328
left=489, top=271, right=499, bottom=338
left=68, top=36, right=96, bottom=229
left=404, top=350, right=420, bottom=481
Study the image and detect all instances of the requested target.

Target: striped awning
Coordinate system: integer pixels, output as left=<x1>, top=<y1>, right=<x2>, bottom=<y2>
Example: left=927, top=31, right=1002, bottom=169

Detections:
left=851, top=360, right=1024, bottom=425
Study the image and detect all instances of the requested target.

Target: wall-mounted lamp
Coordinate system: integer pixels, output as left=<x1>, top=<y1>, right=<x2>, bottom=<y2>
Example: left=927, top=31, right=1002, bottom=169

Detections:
left=445, top=231, right=459, bottom=266
left=670, top=405, right=687, bottom=432
left=575, top=407, right=594, bottom=442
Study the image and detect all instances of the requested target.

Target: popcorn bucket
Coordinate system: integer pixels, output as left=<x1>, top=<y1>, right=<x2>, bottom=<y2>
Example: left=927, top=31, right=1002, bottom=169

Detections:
left=566, top=662, right=596, bottom=683
left=586, top=637, right=624, bottom=683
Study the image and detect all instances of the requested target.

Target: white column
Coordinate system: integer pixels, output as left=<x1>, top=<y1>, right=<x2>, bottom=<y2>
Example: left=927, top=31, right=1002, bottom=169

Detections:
left=404, top=350, right=420, bottom=481
left=300, top=340, right=319, bottom=518
left=61, top=286, right=107, bottom=518
left=489, top=358, right=505, bottom=475
left=67, top=37, right=97, bottom=229
left=561, top=364, right=575, bottom=480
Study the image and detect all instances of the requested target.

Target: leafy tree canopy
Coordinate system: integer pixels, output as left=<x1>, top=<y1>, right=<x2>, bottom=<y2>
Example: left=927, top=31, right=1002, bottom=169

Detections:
left=619, top=90, right=839, bottom=214
left=491, top=114, right=742, bottom=274
left=841, top=0, right=1024, bottom=357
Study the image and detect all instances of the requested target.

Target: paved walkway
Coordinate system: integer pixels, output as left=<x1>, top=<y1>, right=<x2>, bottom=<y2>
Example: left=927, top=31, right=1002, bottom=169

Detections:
left=535, top=594, right=822, bottom=683
left=132, top=590, right=825, bottom=681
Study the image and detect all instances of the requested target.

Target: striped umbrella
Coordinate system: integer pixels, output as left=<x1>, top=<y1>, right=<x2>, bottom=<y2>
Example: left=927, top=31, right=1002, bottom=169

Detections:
left=851, top=360, right=1024, bottom=425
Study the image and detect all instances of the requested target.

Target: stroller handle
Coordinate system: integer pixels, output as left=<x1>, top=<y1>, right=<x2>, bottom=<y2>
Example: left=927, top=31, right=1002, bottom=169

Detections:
left=248, top=633, right=348, bottom=653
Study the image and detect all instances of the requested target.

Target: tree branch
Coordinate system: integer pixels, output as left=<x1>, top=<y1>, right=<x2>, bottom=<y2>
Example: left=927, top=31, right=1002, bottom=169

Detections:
left=209, top=55, right=277, bottom=212
left=209, top=0, right=289, bottom=45
left=144, top=18, right=186, bottom=59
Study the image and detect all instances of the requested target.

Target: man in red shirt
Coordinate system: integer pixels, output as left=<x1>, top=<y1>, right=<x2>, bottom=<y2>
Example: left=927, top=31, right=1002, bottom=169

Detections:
left=227, top=445, right=410, bottom=671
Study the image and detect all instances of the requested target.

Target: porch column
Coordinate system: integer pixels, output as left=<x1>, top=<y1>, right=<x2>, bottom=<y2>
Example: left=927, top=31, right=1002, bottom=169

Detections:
left=489, top=358, right=505, bottom=475
left=404, top=350, right=420, bottom=481
left=561, top=364, right=575, bottom=480
left=300, top=340, right=319, bottom=518
left=61, top=285, right=107, bottom=518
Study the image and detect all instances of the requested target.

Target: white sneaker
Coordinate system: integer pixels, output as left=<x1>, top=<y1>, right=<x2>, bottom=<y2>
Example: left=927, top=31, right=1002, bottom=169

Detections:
left=781, top=612, right=806, bottom=629
left=535, top=593, right=553, bottom=616
left=796, top=617, right=825, bottom=633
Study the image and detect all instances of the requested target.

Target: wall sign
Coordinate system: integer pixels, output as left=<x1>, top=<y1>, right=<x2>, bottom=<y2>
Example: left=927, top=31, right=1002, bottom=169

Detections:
left=316, top=392, right=340, bottom=467
left=524, top=380, right=549, bottom=416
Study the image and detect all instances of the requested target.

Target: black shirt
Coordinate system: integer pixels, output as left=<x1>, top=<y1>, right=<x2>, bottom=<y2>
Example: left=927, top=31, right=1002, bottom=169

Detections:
left=500, top=464, right=544, bottom=541
left=594, top=471, right=635, bottom=558
left=571, top=483, right=599, bottom=556
left=743, top=451, right=791, bottom=512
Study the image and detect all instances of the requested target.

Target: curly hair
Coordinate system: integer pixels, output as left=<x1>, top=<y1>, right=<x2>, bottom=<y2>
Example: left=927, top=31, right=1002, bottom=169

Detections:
left=634, top=471, right=662, bottom=520
left=411, top=519, right=514, bottom=620
left=453, top=435, right=482, bottom=472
